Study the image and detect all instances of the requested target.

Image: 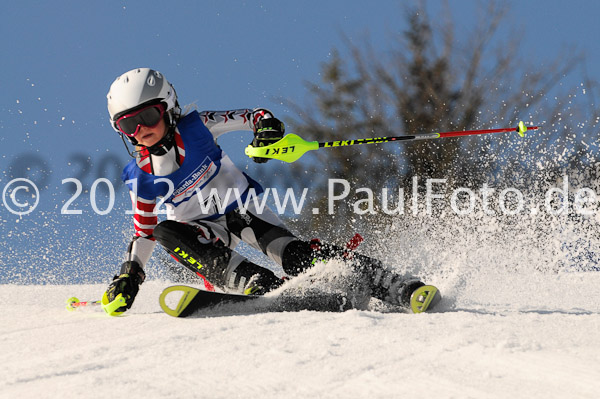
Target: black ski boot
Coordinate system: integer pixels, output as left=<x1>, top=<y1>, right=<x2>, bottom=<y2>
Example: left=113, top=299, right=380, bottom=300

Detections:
left=353, top=257, right=441, bottom=312
left=226, top=260, right=285, bottom=295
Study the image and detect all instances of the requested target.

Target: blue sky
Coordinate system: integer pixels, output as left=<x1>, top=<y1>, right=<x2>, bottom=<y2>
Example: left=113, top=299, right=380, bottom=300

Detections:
left=1, top=0, right=599, bottom=282
left=3, top=1, right=598, bottom=164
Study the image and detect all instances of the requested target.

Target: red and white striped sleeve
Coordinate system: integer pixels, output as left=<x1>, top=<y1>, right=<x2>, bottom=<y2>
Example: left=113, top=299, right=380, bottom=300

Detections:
left=130, top=193, right=158, bottom=240
left=130, top=146, right=159, bottom=240
left=126, top=192, right=158, bottom=267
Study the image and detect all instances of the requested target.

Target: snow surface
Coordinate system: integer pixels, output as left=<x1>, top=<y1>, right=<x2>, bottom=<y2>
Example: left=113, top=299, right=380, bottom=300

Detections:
left=2, top=265, right=600, bottom=399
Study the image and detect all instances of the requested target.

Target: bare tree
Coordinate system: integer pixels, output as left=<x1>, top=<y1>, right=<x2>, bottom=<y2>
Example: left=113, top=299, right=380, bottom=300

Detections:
left=263, top=1, right=597, bottom=240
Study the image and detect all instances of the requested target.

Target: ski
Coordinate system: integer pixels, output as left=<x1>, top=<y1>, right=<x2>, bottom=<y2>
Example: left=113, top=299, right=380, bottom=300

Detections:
left=158, top=284, right=441, bottom=317
left=158, top=285, right=354, bottom=317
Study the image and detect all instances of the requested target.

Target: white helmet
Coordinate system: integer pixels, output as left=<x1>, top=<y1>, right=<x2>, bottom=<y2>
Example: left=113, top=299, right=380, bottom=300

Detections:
left=107, top=68, right=180, bottom=138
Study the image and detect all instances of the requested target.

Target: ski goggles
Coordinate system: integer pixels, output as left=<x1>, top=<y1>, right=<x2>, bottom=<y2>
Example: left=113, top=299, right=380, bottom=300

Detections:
left=115, top=103, right=165, bottom=137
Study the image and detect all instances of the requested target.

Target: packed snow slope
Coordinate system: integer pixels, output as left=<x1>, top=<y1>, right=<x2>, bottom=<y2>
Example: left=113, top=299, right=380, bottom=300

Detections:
left=1, top=263, right=599, bottom=399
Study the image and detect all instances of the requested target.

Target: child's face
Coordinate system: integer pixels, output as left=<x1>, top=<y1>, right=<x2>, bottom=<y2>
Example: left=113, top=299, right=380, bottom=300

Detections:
left=136, top=117, right=167, bottom=147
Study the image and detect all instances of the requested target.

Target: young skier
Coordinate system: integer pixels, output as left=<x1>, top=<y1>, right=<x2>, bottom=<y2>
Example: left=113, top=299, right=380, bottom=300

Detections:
left=102, top=67, right=434, bottom=315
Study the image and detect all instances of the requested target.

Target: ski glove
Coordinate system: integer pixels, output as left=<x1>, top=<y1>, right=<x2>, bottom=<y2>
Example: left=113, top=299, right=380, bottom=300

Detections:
left=102, top=260, right=145, bottom=316
left=251, top=117, right=285, bottom=163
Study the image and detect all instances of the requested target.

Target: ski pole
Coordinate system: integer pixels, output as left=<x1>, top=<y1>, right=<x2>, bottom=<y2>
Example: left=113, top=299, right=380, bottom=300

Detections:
left=66, top=296, right=101, bottom=311
left=245, top=121, right=538, bottom=163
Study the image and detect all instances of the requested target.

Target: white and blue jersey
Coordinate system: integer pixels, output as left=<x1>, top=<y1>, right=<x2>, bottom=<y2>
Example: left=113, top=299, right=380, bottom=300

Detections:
left=123, top=108, right=272, bottom=267
left=122, top=110, right=261, bottom=222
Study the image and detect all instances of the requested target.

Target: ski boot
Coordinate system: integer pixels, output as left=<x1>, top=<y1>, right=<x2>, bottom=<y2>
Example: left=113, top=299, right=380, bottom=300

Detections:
left=242, top=272, right=286, bottom=295
left=366, top=266, right=441, bottom=313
